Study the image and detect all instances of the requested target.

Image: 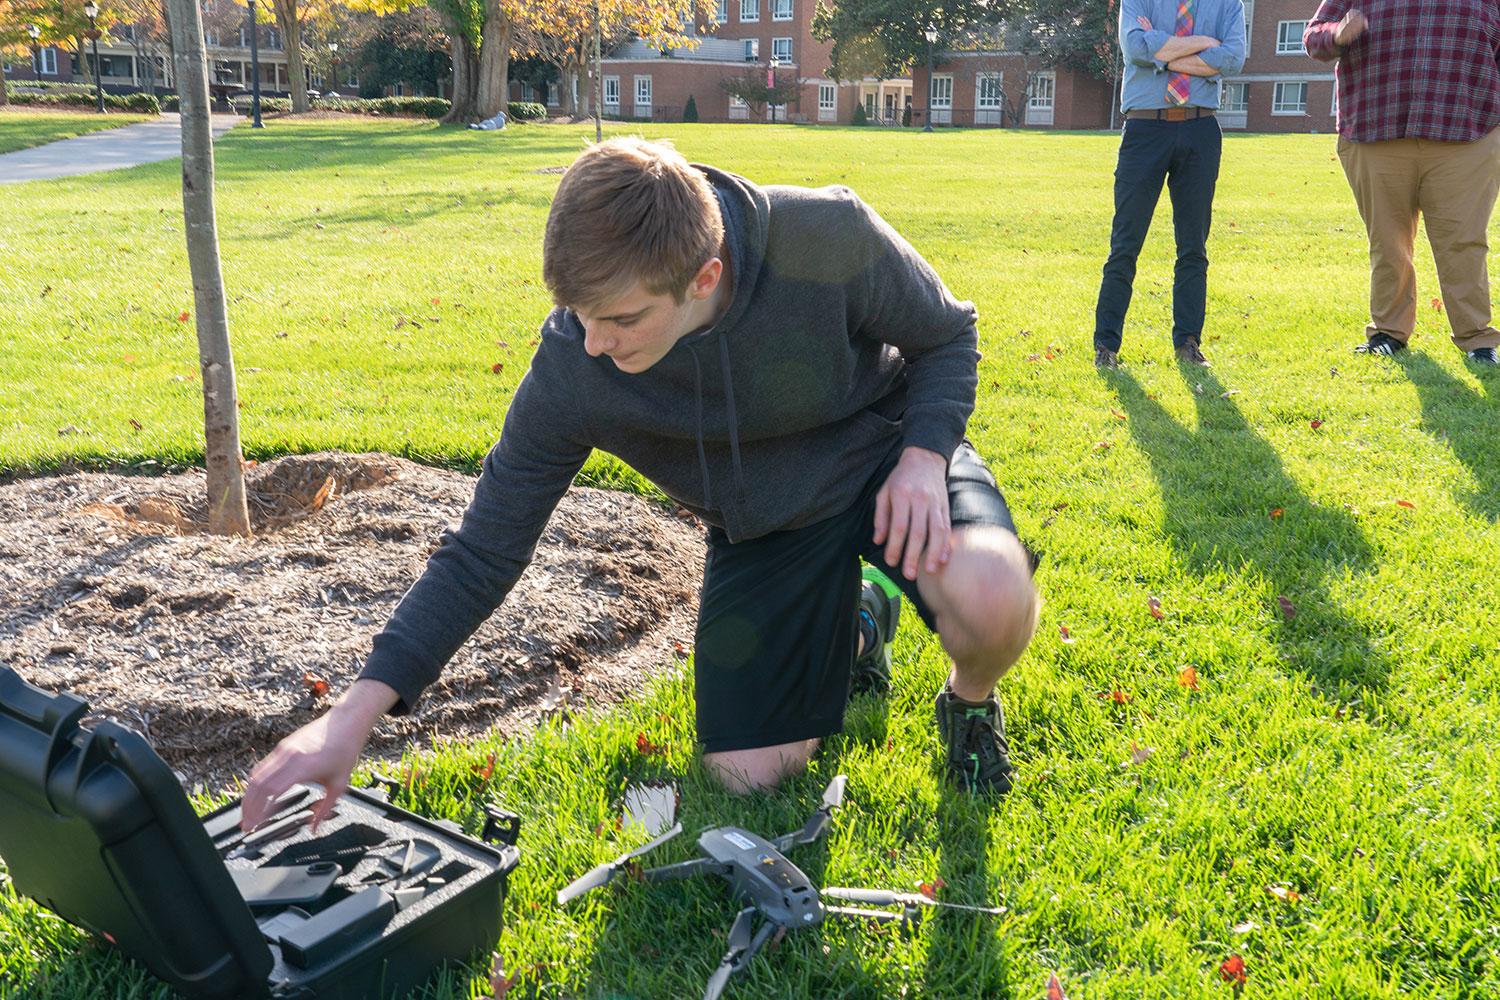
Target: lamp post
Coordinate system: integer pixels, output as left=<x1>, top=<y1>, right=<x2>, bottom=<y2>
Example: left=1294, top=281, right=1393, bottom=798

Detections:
left=327, top=42, right=337, bottom=97
left=768, top=56, right=778, bottom=123
left=922, top=24, right=936, bottom=132
left=83, top=0, right=103, bottom=113
left=247, top=0, right=263, bottom=127
left=27, top=23, right=40, bottom=74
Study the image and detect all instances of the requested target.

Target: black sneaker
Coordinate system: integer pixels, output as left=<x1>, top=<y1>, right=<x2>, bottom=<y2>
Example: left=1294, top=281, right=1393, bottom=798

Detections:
left=851, top=566, right=901, bottom=695
left=1174, top=338, right=1210, bottom=367
left=1467, top=347, right=1498, bottom=366
left=934, top=687, right=1015, bottom=795
left=1094, top=346, right=1120, bottom=370
left=1355, top=332, right=1407, bottom=356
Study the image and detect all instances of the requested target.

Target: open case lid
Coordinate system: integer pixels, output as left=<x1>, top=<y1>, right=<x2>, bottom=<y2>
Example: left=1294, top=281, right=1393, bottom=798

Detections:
left=0, top=666, right=272, bottom=999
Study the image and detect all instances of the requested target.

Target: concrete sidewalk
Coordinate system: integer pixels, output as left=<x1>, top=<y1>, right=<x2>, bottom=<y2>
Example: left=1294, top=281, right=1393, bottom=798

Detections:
left=0, top=112, right=241, bottom=185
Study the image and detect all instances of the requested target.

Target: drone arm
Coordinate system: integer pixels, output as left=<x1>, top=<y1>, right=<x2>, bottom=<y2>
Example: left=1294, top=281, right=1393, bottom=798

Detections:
left=820, top=903, right=908, bottom=925
left=642, top=858, right=732, bottom=883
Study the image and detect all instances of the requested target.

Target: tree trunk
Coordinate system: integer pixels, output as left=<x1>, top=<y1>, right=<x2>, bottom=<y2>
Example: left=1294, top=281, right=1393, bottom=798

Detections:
left=0, top=62, right=9, bottom=107
left=442, top=30, right=480, bottom=122
left=268, top=0, right=309, bottom=112
left=475, top=1, right=511, bottom=120
left=166, top=0, right=251, bottom=537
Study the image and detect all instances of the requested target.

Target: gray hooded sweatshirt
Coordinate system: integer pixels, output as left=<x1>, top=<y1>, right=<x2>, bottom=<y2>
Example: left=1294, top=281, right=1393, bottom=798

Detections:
left=360, top=166, right=980, bottom=712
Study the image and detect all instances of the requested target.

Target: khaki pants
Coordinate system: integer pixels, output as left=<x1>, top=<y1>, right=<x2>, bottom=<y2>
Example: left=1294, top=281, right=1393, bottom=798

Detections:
left=1338, top=126, right=1500, bottom=351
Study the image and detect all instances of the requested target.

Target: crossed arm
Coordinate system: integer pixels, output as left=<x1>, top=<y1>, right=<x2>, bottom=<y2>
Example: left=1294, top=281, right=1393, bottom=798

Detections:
left=1138, top=16, right=1222, bottom=77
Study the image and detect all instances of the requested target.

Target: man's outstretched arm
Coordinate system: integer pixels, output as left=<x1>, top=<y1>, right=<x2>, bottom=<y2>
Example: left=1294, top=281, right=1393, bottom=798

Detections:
left=240, top=678, right=400, bottom=830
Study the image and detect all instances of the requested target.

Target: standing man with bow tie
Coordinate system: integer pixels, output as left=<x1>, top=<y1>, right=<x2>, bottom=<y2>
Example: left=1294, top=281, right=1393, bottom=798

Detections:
left=1093, top=0, right=1246, bottom=371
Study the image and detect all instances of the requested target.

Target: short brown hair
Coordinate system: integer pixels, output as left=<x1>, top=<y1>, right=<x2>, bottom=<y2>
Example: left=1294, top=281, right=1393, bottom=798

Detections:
left=543, top=138, right=724, bottom=311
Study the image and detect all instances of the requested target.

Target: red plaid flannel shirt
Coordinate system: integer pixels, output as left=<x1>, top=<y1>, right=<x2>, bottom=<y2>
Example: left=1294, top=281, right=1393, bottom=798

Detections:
left=1305, top=0, right=1500, bottom=142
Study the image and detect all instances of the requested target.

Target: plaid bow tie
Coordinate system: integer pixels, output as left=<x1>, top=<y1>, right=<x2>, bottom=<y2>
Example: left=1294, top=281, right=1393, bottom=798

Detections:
left=1167, top=0, right=1194, bottom=105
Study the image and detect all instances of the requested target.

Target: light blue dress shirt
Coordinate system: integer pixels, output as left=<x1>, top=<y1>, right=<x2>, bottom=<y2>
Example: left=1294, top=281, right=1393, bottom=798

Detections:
left=1119, top=0, right=1248, bottom=111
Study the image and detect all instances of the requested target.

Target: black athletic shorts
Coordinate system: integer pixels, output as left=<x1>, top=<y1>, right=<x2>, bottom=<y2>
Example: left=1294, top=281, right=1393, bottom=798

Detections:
left=693, top=440, right=1033, bottom=753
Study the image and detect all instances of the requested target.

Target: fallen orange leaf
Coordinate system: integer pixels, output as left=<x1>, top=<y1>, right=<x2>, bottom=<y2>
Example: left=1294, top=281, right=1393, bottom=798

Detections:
left=1148, top=596, right=1164, bottom=619
left=1177, top=665, right=1200, bottom=690
left=1267, top=885, right=1301, bottom=903
left=1219, top=954, right=1247, bottom=985
left=1059, top=625, right=1076, bottom=644
left=1046, top=972, right=1069, bottom=1000
left=1269, top=508, right=1284, bottom=519
left=1277, top=595, right=1297, bottom=620
left=1396, top=500, right=1415, bottom=509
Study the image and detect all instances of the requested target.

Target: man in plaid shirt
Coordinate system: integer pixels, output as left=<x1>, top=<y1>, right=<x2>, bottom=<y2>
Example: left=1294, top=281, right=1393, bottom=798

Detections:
left=1306, top=2, right=1500, bottom=366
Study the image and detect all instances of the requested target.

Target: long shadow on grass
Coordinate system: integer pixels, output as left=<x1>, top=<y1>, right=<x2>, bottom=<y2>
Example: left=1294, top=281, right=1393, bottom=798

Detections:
left=1401, top=354, right=1500, bottom=521
left=212, top=124, right=596, bottom=180
left=924, top=793, right=1016, bottom=998
left=1111, top=370, right=1389, bottom=698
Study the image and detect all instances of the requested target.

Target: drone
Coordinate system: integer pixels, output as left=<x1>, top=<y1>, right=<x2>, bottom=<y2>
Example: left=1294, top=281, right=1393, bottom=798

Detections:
left=556, top=775, right=1005, bottom=1000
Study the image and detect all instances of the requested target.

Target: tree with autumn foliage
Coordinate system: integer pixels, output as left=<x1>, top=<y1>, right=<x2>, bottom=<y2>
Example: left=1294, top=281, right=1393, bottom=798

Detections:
left=812, top=0, right=1016, bottom=82
left=509, top=0, right=716, bottom=121
left=0, top=0, right=42, bottom=105
left=13, top=0, right=125, bottom=102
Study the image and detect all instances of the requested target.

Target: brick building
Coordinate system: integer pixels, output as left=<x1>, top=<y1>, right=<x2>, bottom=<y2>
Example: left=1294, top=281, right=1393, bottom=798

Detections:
left=908, top=0, right=1337, bottom=133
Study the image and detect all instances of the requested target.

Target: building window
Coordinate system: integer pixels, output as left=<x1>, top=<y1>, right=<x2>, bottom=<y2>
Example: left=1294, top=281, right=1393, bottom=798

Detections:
left=714, top=0, right=727, bottom=21
left=36, top=48, right=57, bottom=75
left=729, top=94, right=747, bottom=107
left=930, top=73, right=952, bottom=108
left=603, top=75, right=620, bottom=106
left=771, top=37, right=791, bottom=61
left=1276, top=20, right=1306, bottom=54
left=1221, top=81, right=1249, bottom=112
left=1242, top=0, right=1254, bottom=57
left=266, top=28, right=282, bottom=49
left=1026, top=70, right=1055, bottom=124
left=392, top=81, right=405, bottom=96
left=635, top=75, right=652, bottom=107
left=772, top=0, right=792, bottom=19
left=976, top=72, right=1003, bottom=108
left=743, top=38, right=759, bottom=61
left=547, top=84, right=560, bottom=106
left=1272, top=80, right=1307, bottom=113
left=739, top=0, right=759, bottom=21
left=520, top=82, right=533, bottom=101
left=818, top=82, right=835, bottom=110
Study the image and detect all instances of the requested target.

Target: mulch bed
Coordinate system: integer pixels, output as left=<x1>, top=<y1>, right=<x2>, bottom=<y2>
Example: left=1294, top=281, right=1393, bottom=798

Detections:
left=0, top=452, right=706, bottom=793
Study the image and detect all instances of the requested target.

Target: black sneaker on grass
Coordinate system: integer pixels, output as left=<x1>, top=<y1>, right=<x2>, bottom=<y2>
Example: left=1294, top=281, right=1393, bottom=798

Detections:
left=1467, top=347, right=1498, bottom=366
left=934, top=687, right=1015, bottom=795
left=851, top=566, right=901, bottom=695
left=1355, top=332, right=1407, bottom=356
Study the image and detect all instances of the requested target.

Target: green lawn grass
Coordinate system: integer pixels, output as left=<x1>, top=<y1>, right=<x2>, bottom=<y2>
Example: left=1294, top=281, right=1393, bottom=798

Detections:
left=2, top=121, right=1499, bottom=999
left=0, top=109, right=155, bottom=154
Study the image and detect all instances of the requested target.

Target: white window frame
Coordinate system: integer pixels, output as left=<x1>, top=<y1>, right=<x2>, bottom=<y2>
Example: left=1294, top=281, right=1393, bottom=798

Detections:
left=739, top=0, right=759, bottom=22
left=975, top=70, right=1003, bottom=124
left=1242, top=0, right=1254, bottom=57
left=36, top=48, right=57, bottom=75
left=1272, top=80, right=1307, bottom=114
left=771, top=0, right=792, bottom=20
left=392, top=81, right=405, bottom=97
left=729, top=91, right=748, bottom=119
left=743, top=38, right=759, bottom=61
left=603, top=75, right=620, bottom=107
left=817, top=82, right=834, bottom=110
left=1, top=59, right=10, bottom=74
left=771, top=37, right=792, bottom=61
left=635, top=75, right=652, bottom=106
left=547, top=83, right=560, bottom=106
left=714, top=0, right=727, bottom=21
left=1026, top=70, right=1055, bottom=125
left=1221, top=81, right=1249, bottom=112
left=1276, top=20, right=1306, bottom=55
left=929, top=72, right=952, bottom=125
left=729, top=93, right=748, bottom=108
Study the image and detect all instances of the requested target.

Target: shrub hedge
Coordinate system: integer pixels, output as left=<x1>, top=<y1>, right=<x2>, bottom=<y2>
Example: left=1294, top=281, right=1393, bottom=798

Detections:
left=507, top=101, right=546, bottom=121
left=7, top=90, right=160, bottom=114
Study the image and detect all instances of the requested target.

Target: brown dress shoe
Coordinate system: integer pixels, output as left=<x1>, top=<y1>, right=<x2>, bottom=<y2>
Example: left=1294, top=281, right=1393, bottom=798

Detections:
left=1094, top=346, right=1120, bottom=370
left=1175, top=338, right=1210, bottom=366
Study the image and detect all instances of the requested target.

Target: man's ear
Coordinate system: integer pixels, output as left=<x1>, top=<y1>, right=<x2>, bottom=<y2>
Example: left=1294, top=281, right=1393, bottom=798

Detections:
left=689, top=258, right=723, bottom=301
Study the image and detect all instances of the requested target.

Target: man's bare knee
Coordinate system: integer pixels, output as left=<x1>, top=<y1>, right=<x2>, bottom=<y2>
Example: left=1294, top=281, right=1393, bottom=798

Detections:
left=702, top=739, right=819, bottom=794
left=924, top=527, right=1039, bottom=668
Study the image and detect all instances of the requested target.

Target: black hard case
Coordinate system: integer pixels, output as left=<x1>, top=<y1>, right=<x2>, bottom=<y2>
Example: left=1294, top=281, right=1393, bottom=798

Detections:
left=0, top=666, right=521, bottom=1000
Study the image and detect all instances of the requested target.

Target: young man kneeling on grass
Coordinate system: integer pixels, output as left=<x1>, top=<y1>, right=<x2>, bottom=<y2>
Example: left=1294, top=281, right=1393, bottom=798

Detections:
left=241, top=138, right=1039, bottom=828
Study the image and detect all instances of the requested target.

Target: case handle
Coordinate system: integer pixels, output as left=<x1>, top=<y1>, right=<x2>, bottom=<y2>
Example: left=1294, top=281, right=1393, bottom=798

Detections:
left=481, top=806, right=521, bottom=847
left=0, top=666, right=89, bottom=785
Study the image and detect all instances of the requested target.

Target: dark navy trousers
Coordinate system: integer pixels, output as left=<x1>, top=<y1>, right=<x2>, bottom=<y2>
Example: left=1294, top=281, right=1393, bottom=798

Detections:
left=1093, top=115, right=1223, bottom=352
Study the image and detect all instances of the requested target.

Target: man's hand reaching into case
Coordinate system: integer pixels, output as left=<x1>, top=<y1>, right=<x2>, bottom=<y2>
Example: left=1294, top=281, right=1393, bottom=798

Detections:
left=239, top=678, right=399, bottom=831
left=873, top=446, right=951, bottom=581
